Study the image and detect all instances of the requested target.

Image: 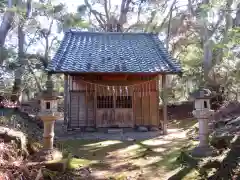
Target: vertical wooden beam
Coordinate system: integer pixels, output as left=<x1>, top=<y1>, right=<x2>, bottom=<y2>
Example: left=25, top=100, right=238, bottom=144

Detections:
left=85, top=84, right=88, bottom=127
left=156, top=76, right=160, bottom=129
left=69, top=76, right=73, bottom=129
left=141, top=81, right=143, bottom=125
left=94, top=85, right=97, bottom=127
left=149, top=81, right=151, bottom=126
left=161, top=74, right=168, bottom=134
left=64, top=74, right=68, bottom=126
left=133, top=86, right=136, bottom=127
left=77, top=91, right=80, bottom=128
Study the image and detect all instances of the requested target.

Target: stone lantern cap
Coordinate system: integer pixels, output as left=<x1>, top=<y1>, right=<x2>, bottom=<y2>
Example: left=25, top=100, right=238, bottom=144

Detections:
left=189, top=88, right=212, bottom=100
left=37, top=90, right=61, bottom=100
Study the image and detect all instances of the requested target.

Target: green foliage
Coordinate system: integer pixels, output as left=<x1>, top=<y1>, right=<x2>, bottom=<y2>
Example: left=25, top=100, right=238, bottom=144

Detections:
left=0, top=0, right=6, bottom=8
left=61, top=13, right=89, bottom=31
left=1, top=0, right=239, bottom=101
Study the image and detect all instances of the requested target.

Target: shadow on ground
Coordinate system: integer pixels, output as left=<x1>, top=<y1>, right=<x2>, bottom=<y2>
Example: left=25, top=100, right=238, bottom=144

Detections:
left=166, top=135, right=240, bottom=180
left=56, top=119, right=198, bottom=180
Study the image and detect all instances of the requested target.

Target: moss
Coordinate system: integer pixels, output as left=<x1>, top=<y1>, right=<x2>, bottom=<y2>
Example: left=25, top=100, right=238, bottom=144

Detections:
left=108, top=175, right=128, bottom=180
left=67, top=158, right=91, bottom=169
left=46, top=157, right=91, bottom=171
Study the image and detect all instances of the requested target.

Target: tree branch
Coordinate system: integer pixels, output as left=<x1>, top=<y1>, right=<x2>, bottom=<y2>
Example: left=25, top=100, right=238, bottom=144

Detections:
left=25, top=54, right=46, bottom=68
left=144, top=10, right=157, bottom=32
left=165, top=0, right=177, bottom=50
left=49, top=36, right=58, bottom=52
left=119, top=0, right=132, bottom=25
left=215, top=0, right=233, bottom=64
left=84, top=0, right=106, bottom=29
left=27, top=64, right=42, bottom=91
left=156, top=1, right=176, bottom=33
left=103, top=0, right=109, bottom=23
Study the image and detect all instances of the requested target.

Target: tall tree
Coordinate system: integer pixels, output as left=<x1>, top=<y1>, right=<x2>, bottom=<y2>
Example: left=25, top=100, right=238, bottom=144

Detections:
left=0, top=0, right=15, bottom=65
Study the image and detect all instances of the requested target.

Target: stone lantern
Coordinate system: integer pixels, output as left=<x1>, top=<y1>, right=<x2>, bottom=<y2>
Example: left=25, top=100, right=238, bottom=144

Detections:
left=190, top=88, right=216, bottom=157
left=35, top=79, right=62, bottom=161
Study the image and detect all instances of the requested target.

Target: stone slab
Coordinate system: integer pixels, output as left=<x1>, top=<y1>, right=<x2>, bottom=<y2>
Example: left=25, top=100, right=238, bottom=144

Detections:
left=107, top=128, right=123, bottom=134
left=191, top=145, right=217, bottom=157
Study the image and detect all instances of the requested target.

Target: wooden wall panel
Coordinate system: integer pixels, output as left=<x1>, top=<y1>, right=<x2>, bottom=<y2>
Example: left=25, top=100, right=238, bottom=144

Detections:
left=142, top=95, right=150, bottom=125
left=86, top=92, right=95, bottom=126
left=69, top=92, right=80, bottom=127
left=150, top=92, right=159, bottom=126
left=134, top=92, right=142, bottom=126
left=133, top=80, right=160, bottom=127
left=67, top=75, right=160, bottom=128
left=69, top=76, right=86, bottom=91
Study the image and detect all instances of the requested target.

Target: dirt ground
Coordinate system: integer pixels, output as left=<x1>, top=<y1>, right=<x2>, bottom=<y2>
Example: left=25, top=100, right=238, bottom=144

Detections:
left=57, top=119, right=197, bottom=180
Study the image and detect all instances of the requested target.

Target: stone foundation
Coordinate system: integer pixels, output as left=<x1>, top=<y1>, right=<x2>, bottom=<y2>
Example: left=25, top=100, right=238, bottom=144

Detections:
left=66, top=126, right=161, bottom=133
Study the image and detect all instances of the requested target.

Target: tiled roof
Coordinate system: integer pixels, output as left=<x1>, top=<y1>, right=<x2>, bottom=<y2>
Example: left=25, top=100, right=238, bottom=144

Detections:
left=47, top=30, right=182, bottom=73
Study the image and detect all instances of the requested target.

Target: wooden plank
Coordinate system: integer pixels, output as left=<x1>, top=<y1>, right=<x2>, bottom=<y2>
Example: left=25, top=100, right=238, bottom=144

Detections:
left=161, top=75, right=168, bottom=134
left=64, top=74, right=68, bottom=126
left=141, top=83, right=143, bottom=125
left=133, top=87, right=136, bottom=125
left=94, top=85, right=97, bottom=127
left=78, top=92, right=86, bottom=126
left=134, top=90, right=142, bottom=126
left=86, top=88, right=94, bottom=126
left=77, top=91, right=80, bottom=127
left=150, top=92, right=158, bottom=126
left=69, top=92, right=86, bottom=128
left=149, top=81, right=151, bottom=125
left=68, top=76, right=73, bottom=128
left=157, top=77, right=161, bottom=128
left=85, top=85, right=88, bottom=126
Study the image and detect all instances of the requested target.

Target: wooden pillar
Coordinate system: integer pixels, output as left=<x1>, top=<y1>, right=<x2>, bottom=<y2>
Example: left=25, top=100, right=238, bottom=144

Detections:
left=156, top=77, right=160, bottom=128
left=64, top=74, right=68, bottom=126
left=161, top=74, right=168, bottom=134
left=94, top=85, right=97, bottom=127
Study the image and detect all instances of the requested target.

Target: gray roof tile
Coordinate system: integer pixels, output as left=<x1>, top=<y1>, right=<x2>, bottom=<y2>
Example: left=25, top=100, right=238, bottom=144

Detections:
left=47, top=30, right=182, bottom=73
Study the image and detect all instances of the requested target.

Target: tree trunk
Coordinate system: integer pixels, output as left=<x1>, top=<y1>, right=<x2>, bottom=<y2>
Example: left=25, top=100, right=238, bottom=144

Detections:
left=234, top=3, right=240, bottom=27
left=0, top=0, right=14, bottom=65
left=12, top=22, right=24, bottom=102
left=12, top=0, right=32, bottom=102
left=200, top=0, right=215, bottom=86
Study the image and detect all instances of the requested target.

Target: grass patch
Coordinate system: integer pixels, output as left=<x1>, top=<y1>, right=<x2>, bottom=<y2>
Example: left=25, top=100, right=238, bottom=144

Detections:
left=108, top=174, right=128, bottom=180
left=169, top=119, right=198, bottom=130
left=148, top=145, right=186, bottom=171
left=56, top=119, right=199, bottom=179
left=67, top=158, right=91, bottom=169
left=46, top=157, right=92, bottom=170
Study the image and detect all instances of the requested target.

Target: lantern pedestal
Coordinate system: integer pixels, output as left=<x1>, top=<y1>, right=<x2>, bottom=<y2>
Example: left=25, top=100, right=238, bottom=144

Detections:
left=41, top=115, right=56, bottom=150
left=33, top=114, right=62, bottom=162
left=191, top=109, right=216, bottom=157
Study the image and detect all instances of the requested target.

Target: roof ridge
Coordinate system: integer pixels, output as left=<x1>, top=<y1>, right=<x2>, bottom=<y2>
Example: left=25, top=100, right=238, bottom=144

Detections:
left=65, top=29, right=158, bottom=35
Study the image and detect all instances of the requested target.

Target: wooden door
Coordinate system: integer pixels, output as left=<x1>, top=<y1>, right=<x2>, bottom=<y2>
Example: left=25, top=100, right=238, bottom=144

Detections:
left=69, top=92, right=86, bottom=128
left=96, top=95, right=133, bottom=128
left=96, top=96, right=114, bottom=127
left=114, top=96, right=134, bottom=127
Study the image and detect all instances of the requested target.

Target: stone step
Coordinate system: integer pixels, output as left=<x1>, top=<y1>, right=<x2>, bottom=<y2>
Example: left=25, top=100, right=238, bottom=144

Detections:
left=107, top=128, right=123, bottom=134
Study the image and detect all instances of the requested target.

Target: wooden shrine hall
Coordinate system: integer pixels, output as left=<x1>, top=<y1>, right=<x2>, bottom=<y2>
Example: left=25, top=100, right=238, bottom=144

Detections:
left=47, top=30, right=182, bottom=132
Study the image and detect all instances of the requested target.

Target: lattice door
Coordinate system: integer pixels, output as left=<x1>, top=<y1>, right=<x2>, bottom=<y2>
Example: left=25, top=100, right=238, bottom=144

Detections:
left=96, top=86, right=134, bottom=128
